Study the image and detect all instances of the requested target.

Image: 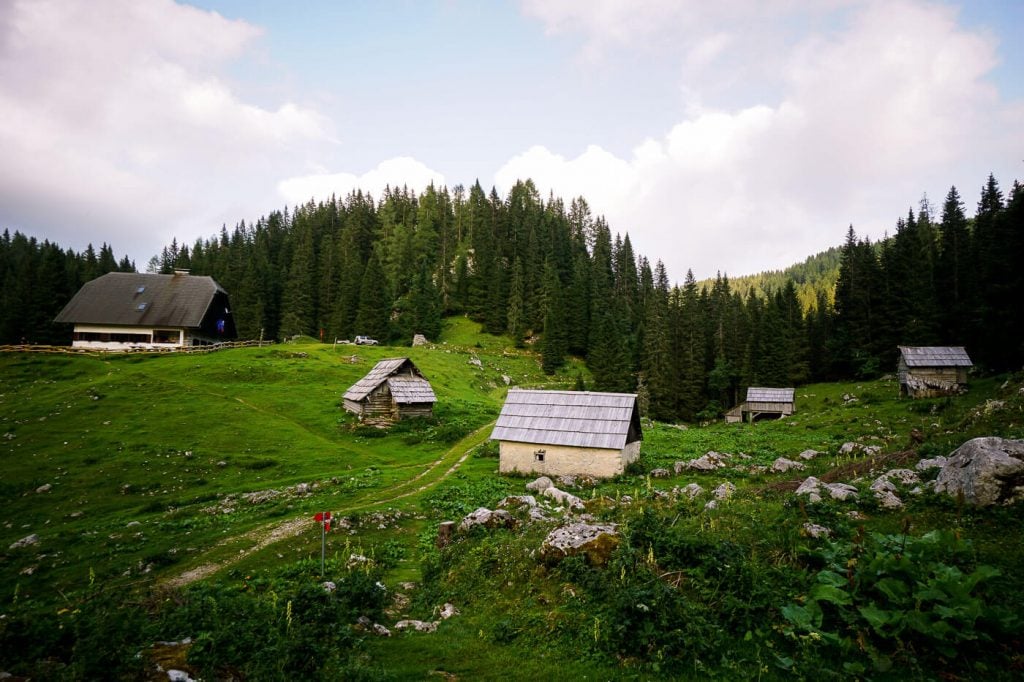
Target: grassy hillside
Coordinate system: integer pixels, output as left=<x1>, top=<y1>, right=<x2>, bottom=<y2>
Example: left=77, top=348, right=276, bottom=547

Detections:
left=2, top=320, right=1023, bottom=679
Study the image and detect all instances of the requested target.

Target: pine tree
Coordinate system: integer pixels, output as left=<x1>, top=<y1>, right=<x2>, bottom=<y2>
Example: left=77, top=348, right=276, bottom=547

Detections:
left=506, top=258, right=527, bottom=346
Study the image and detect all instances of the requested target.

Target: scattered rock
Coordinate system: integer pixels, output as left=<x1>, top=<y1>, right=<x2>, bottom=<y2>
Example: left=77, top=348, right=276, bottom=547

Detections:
left=216, top=461, right=227, bottom=468
left=883, top=469, right=920, bottom=486
left=372, top=623, right=392, bottom=637
left=438, top=603, right=459, bottom=620
left=347, top=554, right=373, bottom=569
left=412, top=334, right=429, bottom=347
left=677, top=483, right=704, bottom=499
left=678, top=451, right=729, bottom=472
left=795, top=476, right=858, bottom=503
left=649, top=468, right=671, bottom=478
left=704, top=499, right=719, bottom=510
left=9, top=534, right=39, bottom=550
left=797, top=449, right=820, bottom=461
left=467, top=356, right=483, bottom=368
left=497, top=495, right=537, bottom=509
left=875, top=490, right=904, bottom=509
left=915, top=456, right=948, bottom=472
left=802, top=523, right=831, bottom=539
left=713, top=482, right=735, bottom=500
left=846, top=510, right=867, bottom=520
left=395, top=620, right=437, bottom=633
left=525, top=476, right=553, bottom=492
left=934, top=437, right=1024, bottom=506
left=770, top=457, right=806, bottom=473
left=541, top=487, right=585, bottom=511
left=243, top=489, right=280, bottom=505
left=321, top=581, right=336, bottom=593
left=540, top=523, right=619, bottom=566
left=501, top=375, right=512, bottom=386
left=458, top=508, right=516, bottom=532
left=839, top=442, right=860, bottom=455
left=35, top=483, right=52, bottom=494
left=862, top=445, right=882, bottom=456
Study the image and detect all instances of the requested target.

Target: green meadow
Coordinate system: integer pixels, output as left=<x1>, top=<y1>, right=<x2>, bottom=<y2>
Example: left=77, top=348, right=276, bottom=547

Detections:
left=2, top=319, right=1023, bottom=679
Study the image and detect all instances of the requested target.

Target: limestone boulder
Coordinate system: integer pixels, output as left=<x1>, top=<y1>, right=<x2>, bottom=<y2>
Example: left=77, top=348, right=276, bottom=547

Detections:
left=541, top=486, right=585, bottom=511
left=649, top=468, right=671, bottom=478
left=525, top=476, right=553, bottom=492
left=458, top=507, right=515, bottom=532
left=540, top=523, right=619, bottom=566
left=934, top=437, right=1024, bottom=506
left=770, top=457, right=806, bottom=473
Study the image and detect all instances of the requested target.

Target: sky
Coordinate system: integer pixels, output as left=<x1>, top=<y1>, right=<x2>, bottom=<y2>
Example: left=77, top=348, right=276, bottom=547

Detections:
left=1, top=0, right=1022, bottom=282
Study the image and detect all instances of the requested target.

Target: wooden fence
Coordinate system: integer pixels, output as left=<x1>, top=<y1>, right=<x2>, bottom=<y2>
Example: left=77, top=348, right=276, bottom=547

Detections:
left=0, top=339, right=273, bottom=356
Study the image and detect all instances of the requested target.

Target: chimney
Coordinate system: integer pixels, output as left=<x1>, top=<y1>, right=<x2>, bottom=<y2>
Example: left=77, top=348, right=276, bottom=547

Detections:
left=173, top=268, right=190, bottom=276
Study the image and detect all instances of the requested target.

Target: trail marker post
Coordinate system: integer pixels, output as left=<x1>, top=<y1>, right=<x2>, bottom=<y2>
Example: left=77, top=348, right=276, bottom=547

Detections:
left=314, top=511, right=332, bottom=575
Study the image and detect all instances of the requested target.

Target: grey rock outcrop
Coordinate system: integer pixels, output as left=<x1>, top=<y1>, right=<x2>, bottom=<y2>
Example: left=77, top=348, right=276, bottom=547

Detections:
left=650, top=468, right=671, bottom=478
left=540, top=523, right=619, bottom=565
left=458, top=507, right=515, bottom=531
left=934, top=437, right=1024, bottom=506
left=541, top=486, right=585, bottom=511
left=770, top=457, right=806, bottom=473
left=525, top=476, right=553, bottom=492
left=9, top=534, right=39, bottom=550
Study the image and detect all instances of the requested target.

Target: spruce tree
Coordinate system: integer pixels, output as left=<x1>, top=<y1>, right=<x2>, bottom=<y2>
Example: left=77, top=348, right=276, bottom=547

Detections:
left=354, top=251, right=391, bottom=341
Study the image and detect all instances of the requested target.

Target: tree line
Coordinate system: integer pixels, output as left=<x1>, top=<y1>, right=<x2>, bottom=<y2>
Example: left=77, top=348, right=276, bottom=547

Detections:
left=0, top=232, right=134, bottom=345
left=3, top=172, right=1021, bottom=419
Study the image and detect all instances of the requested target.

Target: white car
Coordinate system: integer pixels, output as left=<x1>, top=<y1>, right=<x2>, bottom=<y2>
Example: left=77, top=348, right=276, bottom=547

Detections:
left=354, top=335, right=379, bottom=345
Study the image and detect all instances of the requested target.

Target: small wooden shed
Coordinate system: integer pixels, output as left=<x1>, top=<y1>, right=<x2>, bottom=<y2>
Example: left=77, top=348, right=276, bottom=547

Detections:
left=735, top=387, right=796, bottom=422
left=343, top=358, right=436, bottom=423
left=491, top=389, right=642, bottom=478
left=897, top=346, right=972, bottom=398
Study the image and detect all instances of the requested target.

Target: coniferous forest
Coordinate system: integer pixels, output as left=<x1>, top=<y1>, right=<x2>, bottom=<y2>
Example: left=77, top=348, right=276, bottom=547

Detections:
left=2, top=173, right=1022, bottom=419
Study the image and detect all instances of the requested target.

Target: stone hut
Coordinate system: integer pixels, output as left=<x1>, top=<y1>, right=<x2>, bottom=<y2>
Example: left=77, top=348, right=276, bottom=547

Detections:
left=343, top=358, right=436, bottom=423
left=491, top=389, right=642, bottom=478
left=897, top=346, right=972, bottom=398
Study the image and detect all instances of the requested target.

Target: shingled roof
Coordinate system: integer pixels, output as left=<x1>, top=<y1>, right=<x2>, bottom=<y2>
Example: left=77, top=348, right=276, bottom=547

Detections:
left=55, top=272, right=226, bottom=329
left=343, top=358, right=436, bottom=404
left=491, top=389, right=642, bottom=450
left=745, top=387, right=795, bottom=403
left=898, top=346, right=973, bottom=368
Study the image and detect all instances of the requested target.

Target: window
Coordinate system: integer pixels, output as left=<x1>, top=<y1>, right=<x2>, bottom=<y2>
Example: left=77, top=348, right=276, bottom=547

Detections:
left=136, top=302, right=148, bottom=311
left=136, top=286, right=146, bottom=294
left=152, top=330, right=178, bottom=344
left=534, top=449, right=546, bottom=462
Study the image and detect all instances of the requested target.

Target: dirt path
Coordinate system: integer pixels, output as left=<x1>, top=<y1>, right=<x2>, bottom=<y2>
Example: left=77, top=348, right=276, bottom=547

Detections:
left=163, top=421, right=494, bottom=589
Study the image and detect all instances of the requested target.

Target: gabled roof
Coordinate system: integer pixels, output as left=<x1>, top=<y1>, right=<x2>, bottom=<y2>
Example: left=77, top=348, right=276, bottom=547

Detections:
left=343, top=358, right=436, bottom=404
left=491, top=389, right=642, bottom=450
left=745, top=387, right=795, bottom=403
left=898, top=346, right=973, bottom=368
left=54, top=272, right=227, bottom=329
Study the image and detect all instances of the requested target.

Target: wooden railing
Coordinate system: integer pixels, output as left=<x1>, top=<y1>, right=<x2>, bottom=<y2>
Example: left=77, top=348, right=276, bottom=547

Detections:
left=0, top=339, right=273, bottom=356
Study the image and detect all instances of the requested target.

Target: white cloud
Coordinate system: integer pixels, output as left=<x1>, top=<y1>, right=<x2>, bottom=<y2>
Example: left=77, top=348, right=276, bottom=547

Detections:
left=507, top=0, right=1022, bottom=280
left=278, top=158, right=446, bottom=206
left=0, top=0, right=332, bottom=262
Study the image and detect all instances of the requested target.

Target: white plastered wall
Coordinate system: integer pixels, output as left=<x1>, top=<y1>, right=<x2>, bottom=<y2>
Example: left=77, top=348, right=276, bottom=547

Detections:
left=498, top=440, right=640, bottom=479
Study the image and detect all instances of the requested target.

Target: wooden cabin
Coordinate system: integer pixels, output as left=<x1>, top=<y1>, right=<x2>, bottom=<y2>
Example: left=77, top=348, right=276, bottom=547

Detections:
left=727, top=387, right=795, bottom=423
left=343, top=358, right=436, bottom=423
left=54, top=270, right=235, bottom=349
left=897, top=346, right=972, bottom=398
left=491, top=389, right=642, bottom=479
